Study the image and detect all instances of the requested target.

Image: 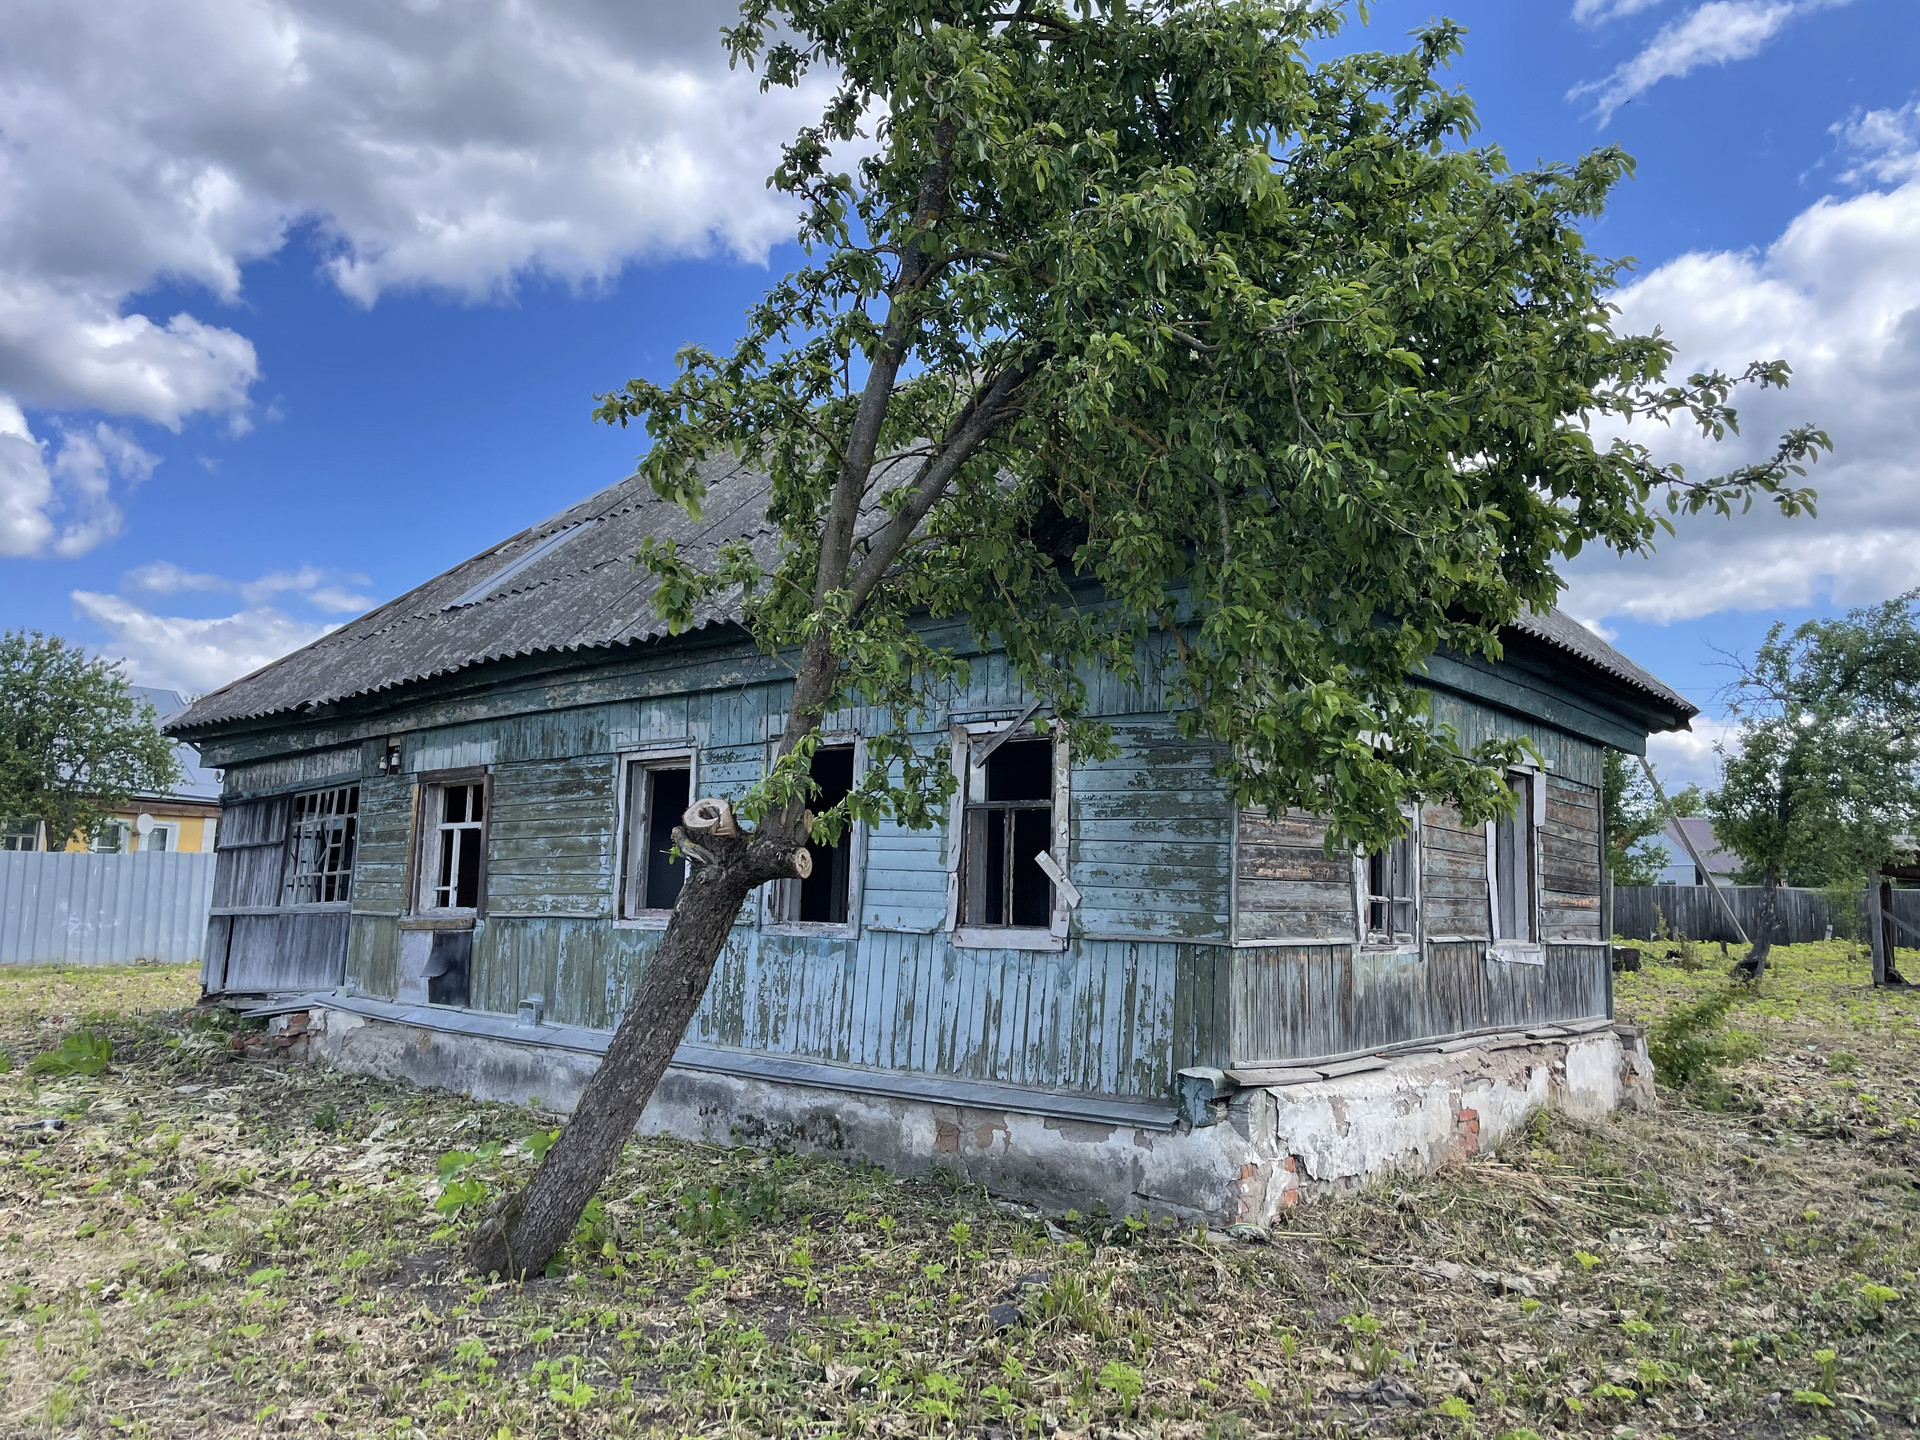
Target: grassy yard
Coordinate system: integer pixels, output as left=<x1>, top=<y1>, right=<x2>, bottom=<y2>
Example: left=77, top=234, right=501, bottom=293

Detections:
left=1, top=947, right=1916, bottom=1439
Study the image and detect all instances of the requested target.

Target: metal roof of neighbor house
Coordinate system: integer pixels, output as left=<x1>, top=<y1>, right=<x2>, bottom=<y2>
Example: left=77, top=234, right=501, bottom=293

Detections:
left=168, top=459, right=1696, bottom=734
left=1663, top=816, right=1740, bottom=876
left=132, top=687, right=225, bottom=798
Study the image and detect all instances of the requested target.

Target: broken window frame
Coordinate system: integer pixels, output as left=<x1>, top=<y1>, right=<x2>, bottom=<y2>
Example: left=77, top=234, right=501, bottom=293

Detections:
left=946, top=719, right=1072, bottom=951
left=615, top=746, right=697, bottom=926
left=1355, top=810, right=1421, bottom=949
left=1486, top=767, right=1544, bottom=959
left=412, top=770, right=490, bottom=917
left=762, top=733, right=864, bottom=935
left=283, top=784, right=358, bottom=905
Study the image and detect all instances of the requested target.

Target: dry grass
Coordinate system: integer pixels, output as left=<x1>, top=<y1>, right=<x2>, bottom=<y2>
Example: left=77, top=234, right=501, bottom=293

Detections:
left=0, top=949, right=1915, bottom=1439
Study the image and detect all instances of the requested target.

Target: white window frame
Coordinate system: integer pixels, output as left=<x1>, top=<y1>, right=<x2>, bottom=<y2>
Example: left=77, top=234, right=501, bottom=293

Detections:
left=138, top=820, right=183, bottom=854
left=90, top=820, right=131, bottom=854
left=412, top=771, right=490, bottom=918
left=761, top=732, right=865, bottom=937
left=0, top=819, right=41, bottom=852
left=614, top=745, right=698, bottom=929
left=1486, top=765, right=1546, bottom=964
left=1354, top=808, right=1421, bottom=952
left=945, top=718, right=1073, bottom=952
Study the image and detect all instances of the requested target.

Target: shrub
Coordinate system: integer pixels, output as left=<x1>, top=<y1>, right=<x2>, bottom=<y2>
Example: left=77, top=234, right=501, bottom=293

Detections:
left=1647, top=986, right=1751, bottom=1089
left=28, top=1030, right=112, bottom=1076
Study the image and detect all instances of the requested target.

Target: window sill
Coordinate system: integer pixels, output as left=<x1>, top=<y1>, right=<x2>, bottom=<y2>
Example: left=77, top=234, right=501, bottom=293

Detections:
left=1358, top=943, right=1421, bottom=958
left=951, top=926, right=1066, bottom=953
left=763, top=922, right=859, bottom=939
left=399, top=914, right=477, bottom=932
left=1489, top=942, right=1545, bottom=966
left=613, top=913, right=673, bottom=930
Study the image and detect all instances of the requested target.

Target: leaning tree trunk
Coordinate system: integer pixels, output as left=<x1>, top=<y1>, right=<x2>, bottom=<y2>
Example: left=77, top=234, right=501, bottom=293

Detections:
left=1734, top=870, right=1779, bottom=982
left=468, top=820, right=797, bottom=1277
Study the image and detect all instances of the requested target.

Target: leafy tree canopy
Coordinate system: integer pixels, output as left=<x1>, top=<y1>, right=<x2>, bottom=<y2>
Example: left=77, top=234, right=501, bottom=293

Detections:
left=0, top=631, right=181, bottom=850
left=477, top=0, right=1830, bottom=1278
left=1711, top=593, right=1920, bottom=894
left=601, top=0, right=1825, bottom=853
left=1602, top=750, right=1667, bottom=888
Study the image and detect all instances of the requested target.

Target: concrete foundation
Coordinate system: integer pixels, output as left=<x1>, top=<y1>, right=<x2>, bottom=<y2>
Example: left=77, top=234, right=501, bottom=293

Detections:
left=276, top=1003, right=1653, bottom=1225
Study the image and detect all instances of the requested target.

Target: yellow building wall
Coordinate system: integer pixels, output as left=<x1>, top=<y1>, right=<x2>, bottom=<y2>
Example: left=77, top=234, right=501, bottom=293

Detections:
left=58, top=808, right=218, bottom=854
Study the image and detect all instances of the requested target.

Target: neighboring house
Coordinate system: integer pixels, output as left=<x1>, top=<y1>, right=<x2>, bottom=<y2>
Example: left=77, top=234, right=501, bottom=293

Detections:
left=1649, top=816, right=1740, bottom=887
left=3, top=687, right=222, bottom=854
left=167, top=460, right=1693, bottom=1223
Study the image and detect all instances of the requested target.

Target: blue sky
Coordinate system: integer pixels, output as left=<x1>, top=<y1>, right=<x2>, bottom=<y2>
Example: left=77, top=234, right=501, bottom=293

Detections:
left=1, top=0, right=1916, bottom=787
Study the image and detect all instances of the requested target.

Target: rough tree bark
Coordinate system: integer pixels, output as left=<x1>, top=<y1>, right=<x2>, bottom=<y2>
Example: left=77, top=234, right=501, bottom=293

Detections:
left=461, top=115, right=1051, bottom=1274
left=1734, top=867, right=1778, bottom=983
left=467, top=793, right=808, bottom=1276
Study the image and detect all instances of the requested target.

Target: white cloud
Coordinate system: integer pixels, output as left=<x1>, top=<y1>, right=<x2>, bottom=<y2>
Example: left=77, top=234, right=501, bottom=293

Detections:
left=72, top=589, right=337, bottom=693
left=0, top=0, right=830, bottom=452
left=0, top=0, right=832, bottom=549
left=307, top=586, right=377, bottom=614
left=1835, top=99, right=1920, bottom=186
left=1648, top=714, right=1738, bottom=790
left=125, top=560, right=230, bottom=595
left=75, top=558, right=375, bottom=690
left=1572, top=0, right=1667, bottom=26
left=118, top=558, right=374, bottom=610
left=1563, top=157, right=1920, bottom=626
left=0, top=407, right=161, bottom=557
left=1568, top=1, right=1845, bottom=126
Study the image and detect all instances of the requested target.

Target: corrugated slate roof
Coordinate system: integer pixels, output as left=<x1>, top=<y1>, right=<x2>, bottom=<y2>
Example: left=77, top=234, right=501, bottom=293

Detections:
left=169, top=459, right=1695, bottom=734
left=1506, top=606, right=1694, bottom=717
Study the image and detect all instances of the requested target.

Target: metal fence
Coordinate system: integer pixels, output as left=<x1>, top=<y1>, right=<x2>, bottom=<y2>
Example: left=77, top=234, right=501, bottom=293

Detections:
left=0, top=852, right=215, bottom=966
left=1613, top=883, right=1920, bottom=946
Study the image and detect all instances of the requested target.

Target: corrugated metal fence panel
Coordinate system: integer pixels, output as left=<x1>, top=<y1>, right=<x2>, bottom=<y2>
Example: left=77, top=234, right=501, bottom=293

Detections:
left=1613, top=884, right=1920, bottom=946
left=0, top=852, right=215, bottom=966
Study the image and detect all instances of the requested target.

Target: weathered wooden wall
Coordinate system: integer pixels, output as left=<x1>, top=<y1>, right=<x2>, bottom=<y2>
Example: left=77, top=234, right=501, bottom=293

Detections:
left=1230, top=943, right=1610, bottom=1066
left=208, top=625, right=1621, bottom=1102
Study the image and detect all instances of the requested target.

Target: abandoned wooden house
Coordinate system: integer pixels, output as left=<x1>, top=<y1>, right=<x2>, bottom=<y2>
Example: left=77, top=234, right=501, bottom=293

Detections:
left=169, top=460, right=1687, bottom=1222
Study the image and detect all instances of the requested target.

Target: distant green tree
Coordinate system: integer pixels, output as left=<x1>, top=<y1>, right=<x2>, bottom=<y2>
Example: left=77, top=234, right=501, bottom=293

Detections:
left=0, top=631, right=180, bottom=852
left=1602, top=749, right=1668, bottom=888
left=1709, top=593, right=1920, bottom=979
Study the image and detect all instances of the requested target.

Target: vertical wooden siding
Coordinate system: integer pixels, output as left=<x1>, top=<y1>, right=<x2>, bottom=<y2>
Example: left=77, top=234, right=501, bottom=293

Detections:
left=1230, top=942, right=1610, bottom=1065
left=284, top=641, right=1616, bottom=1099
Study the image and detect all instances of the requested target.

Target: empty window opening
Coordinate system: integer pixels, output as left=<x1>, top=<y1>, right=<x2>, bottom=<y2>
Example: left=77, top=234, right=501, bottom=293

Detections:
left=962, top=737, right=1055, bottom=928
left=1364, top=828, right=1418, bottom=944
left=424, top=781, right=486, bottom=911
left=771, top=745, right=856, bottom=925
left=622, top=762, right=691, bottom=915
left=285, top=785, right=358, bottom=904
left=1492, top=772, right=1536, bottom=942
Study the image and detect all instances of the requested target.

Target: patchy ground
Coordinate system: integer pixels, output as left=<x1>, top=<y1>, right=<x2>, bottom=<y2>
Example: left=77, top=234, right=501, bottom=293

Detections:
left=0, top=946, right=1915, bottom=1439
